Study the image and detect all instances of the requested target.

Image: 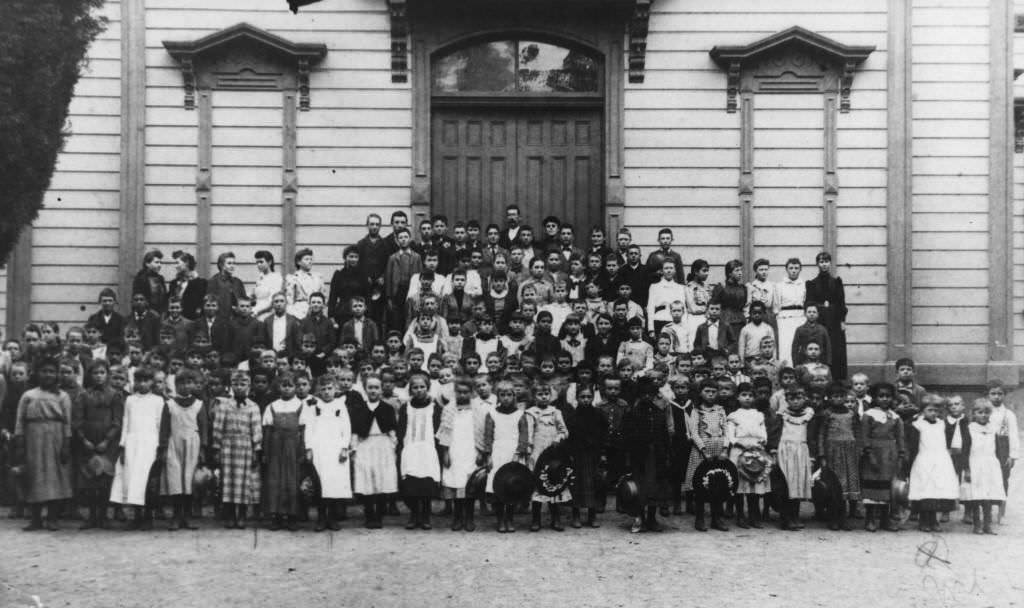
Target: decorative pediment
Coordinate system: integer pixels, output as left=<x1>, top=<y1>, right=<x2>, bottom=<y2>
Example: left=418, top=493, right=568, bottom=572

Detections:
left=286, top=0, right=651, bottom=84
left=163, top=23, right=327, bottom=110
left=709, top=26, right=874, bottom=112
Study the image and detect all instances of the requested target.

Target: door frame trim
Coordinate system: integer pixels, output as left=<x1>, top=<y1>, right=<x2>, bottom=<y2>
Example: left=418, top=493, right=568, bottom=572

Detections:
left=409, top=6, right=625, bottom=233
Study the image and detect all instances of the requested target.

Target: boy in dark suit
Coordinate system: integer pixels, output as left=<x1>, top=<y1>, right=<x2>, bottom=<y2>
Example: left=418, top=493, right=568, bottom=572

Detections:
left=790, top=302, right=831, bottom=367
left=260, top=292, right=302, bottom=357
left=340, top=296, right=380, bottom=351
left=188, top=295, right=235, bottom=354
left=693, top=301, right=738, bottom=358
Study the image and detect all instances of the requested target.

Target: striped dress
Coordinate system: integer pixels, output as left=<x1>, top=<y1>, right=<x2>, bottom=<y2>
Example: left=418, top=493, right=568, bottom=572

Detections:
left=212, top=399, right=263, bottom=505
left=683, top=405, right=727, bottom=492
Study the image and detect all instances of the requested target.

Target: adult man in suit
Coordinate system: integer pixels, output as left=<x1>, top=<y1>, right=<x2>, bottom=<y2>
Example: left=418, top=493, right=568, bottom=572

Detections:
left=692, top=301, right=738, bottom=358
left=87, top=288, right=126, bottom=346
left=259, top=292, right=303, bottom=358
left=500, top=204, right=523, bottom=250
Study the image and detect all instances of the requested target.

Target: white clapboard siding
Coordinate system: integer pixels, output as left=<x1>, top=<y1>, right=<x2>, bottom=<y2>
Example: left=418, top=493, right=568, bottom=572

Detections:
left=910, top=0, right=991, bottom=361
left=625, top=0, right=888, bottom=363
left=27, top=0, right=122, bottom=333
left=207, top=90, right=285, bottom=288
left=1014, top=149, right=1024, bottom=361
left=144, top=0, right=411, bottom=286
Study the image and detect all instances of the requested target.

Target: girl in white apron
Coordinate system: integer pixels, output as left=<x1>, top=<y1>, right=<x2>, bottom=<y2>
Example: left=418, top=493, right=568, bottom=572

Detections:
left=110, top=368, right=166, bottom=530
left=302, top=376, right=353, bottom=531
left=437, top=377, right=480, bottom=532
left=481, top=381, right=527, bottom=532
left=397, top=372, right=440, bottom=530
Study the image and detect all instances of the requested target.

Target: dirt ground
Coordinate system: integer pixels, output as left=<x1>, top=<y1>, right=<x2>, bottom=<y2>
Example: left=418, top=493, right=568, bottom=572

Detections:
left=0, top=464, right=1021, bottom=608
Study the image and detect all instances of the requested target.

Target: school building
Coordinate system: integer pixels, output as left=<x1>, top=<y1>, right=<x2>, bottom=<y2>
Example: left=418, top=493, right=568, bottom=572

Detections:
left=1, top=0, right=1023, bottom=386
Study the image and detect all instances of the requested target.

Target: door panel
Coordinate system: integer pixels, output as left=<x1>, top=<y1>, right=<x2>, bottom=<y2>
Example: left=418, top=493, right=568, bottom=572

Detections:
left=432, top=108, right=603, bottom=242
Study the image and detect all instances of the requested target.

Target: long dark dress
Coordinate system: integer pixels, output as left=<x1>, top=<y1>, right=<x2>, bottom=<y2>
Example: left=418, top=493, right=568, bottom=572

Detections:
left=620, top=397, right=672, bottom=508
left=563, top=403, right=608, bottom=509
left=711, top=281, right=748, bottom=337
left=859, top=409, right=905, bottom=504
left=72, top=387, right=124, bottom=491
left=262, top=401, right=304, bottom=515
left=805, top=272, right=848, bottom=379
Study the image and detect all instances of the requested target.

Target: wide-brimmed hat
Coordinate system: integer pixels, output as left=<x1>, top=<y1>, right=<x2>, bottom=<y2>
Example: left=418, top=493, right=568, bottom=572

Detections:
left=466, top=466, right=489, bottom=499
left=192, top=465, right=216, bottom=494
left=493, top=461, right=535, bottom=504
left=812, top=466, right=844, bottom=520
left=692, top=458, right=739, bottom=501
left=736, top=447, right=772, bottom=483
left=533, top=445, right=575, bottom=497
left=299, top=462, right=321, bottom=502
left=615, top=476, right=640, bottom=513
left=80, top=454, right=114, bottom=480
left=891, top=476, right=910, bottom=506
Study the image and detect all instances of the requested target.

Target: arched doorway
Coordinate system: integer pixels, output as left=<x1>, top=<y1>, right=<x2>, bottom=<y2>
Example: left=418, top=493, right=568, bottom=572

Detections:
left=430, top=37, right=605, bottom=235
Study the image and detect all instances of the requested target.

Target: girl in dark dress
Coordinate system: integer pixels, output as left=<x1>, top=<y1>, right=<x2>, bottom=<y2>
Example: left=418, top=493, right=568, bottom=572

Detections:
left=804, top=251, right=848, bottom=379
left=132, top=249, right=168, bottom=314
left=72, top=360, right=123, bottom=529
left=564, top=384, right=608, bottom=528
left=261, top=373, right=305, bottom=531
left=170, top=251, right=207, bottom=321
left=620, top=377, right=672, bottom=533
left=711, top=259, right=748, bottom=338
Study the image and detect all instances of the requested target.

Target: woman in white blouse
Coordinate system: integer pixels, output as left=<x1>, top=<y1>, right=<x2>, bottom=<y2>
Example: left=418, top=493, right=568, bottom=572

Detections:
left=285, top=248, right=325, bottom=320
left=252, top=250, right=284, bottom=321
left=775, top=257, right=806, bottom=367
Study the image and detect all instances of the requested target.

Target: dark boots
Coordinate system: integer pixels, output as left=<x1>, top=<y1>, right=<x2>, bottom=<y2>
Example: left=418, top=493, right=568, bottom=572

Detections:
left=746, top=495, right=763, bottom=529
left=549, top=504, right=564, bottom=531
left=735, top=496, right=749, bottom=529
left=450, top=500, right=464, bottom=531
left=710, top=500, right=729, bottom=532
left=530, top=502, right=542, bottom=531
left=419, top=498, right=432, bottom=530
left=865, top=505, right=878, bottom=532
left=363, top=498, right=377, bottom=529
left=23, top=504, right=44, bottom=531
left=405, top=501, right=419, bottom=530
left=645, top=505, right=662, bottom=532
left=880, top=505, right=900, bottom=532
left=315, top=505, right=328, bottom=532
left=504, top=503, right=516, bottom=532
left=694, top=500, right=708, bottom=531
left=464, top=500, right=476, bottom=532
left=223, top=504, right=236, bottom=529
left=982, top=503, right=996, bottom=535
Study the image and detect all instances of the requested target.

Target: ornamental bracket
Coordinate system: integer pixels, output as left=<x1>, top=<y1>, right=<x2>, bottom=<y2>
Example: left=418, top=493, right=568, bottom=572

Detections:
left=628, top=0, right=653, bottom=83
left=389, top=0, right=409, bottom=83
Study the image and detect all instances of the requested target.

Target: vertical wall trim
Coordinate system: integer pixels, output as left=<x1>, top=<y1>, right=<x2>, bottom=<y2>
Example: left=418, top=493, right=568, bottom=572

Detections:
left=118, top=0, right=147, bottom=303
left=989, top=0, right=1015, bottom=361
left=823, top=93, right=839, bottom=260
left=885, top=0, right=913, bottom=361
left=738, top=92, right=754, bottom=270
left=196, top=91, right=213, bottom=274
left=282, top=92, right=298, bottom=264
left=5, top=229, right=32, bottom=336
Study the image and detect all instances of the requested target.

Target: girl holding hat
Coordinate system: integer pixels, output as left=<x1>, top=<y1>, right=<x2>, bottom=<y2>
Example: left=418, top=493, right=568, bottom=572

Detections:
left=161, top=368, right=208, bottom=531
left=72, top=359, right=123, bottom=529
left=524, top=382, right=570, bottom=531
left=16, top=357, right=74, bottom=531
left=684, top=380, right=728, bottom=532
left=858, top=382, right=905, bottom=532
left=480, top=380, right=528, bottom=533
left=726, top=382, right=769, bottom=529
left=620, top=377, right=672, bottom=533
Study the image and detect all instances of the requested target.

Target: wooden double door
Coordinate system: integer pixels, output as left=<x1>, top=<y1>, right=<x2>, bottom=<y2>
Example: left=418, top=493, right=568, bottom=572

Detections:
left=432, top=107, right=604, bottom=238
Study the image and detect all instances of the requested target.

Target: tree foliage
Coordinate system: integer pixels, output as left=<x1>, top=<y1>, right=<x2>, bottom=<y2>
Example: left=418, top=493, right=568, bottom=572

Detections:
left=0, top=0, right=106, bottom=264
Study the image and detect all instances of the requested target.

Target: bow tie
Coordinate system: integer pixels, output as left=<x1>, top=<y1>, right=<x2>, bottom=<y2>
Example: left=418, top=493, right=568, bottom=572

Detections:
left=567, top=339, right=580, bottom=347
left=235, top=396, right=247, bottom=407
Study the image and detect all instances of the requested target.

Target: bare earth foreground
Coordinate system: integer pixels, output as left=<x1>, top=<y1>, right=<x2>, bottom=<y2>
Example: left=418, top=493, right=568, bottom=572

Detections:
left=1, top=468, right=1021, bottom=608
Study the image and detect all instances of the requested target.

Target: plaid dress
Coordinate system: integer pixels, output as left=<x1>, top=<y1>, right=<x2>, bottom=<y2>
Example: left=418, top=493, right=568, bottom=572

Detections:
left=212, top=399, right=262, bottom=504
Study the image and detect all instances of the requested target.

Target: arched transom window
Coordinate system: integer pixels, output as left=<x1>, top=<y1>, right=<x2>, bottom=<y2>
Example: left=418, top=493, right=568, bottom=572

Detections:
left=432, top=39, right=601, bottom=95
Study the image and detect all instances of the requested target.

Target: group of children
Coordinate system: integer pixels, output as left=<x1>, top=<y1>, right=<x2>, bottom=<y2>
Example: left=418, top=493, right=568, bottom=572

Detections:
left=0, top=210, right=1018, bottom=536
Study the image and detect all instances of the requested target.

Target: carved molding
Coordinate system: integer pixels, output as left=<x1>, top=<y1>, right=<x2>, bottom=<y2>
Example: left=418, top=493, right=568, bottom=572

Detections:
left=709, top=26, right=874, bottom=113
left=389, top=0, right=409, bottom=83
left=628, top=0, right=653, bottom=84
left=163, top=23, right=327, bottom=110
